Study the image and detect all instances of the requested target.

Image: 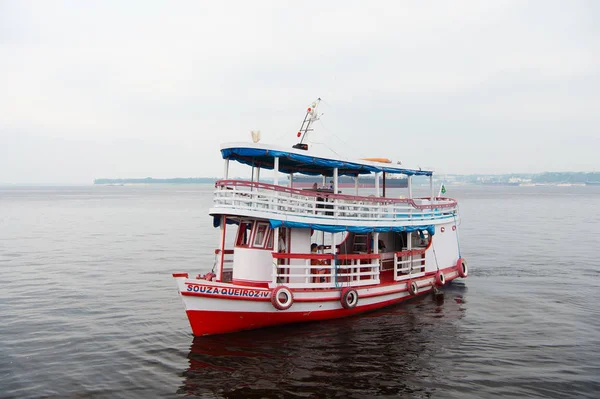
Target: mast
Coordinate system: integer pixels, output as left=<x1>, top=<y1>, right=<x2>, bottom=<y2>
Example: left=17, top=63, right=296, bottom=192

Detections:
left=293, top=98, right=322, bottom=151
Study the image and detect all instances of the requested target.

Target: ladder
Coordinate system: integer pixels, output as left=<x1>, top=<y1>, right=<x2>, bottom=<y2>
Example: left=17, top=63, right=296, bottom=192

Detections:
left=352, top=233, right=370, bottom=253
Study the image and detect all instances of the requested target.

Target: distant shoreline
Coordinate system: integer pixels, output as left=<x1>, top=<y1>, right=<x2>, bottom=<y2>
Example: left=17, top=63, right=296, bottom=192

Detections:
left=94, top=178, right=217, bottom=185
left=94, top=171, right=600, bottom=186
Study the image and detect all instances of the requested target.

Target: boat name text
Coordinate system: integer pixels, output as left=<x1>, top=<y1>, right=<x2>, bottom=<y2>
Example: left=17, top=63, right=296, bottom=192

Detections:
left=185, top=284, right=270, bottom=298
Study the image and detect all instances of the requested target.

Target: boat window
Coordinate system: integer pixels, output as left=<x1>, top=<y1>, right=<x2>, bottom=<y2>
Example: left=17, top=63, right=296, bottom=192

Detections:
left=235, top=221, right=252, bottom=247
left=266, top=228, right=274, bottom=250
left=253, top=222, right=269, bottom=248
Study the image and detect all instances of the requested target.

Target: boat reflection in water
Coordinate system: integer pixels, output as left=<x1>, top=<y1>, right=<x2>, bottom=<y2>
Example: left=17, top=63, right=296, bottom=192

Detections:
left=177, top=282, right=467, bottom=398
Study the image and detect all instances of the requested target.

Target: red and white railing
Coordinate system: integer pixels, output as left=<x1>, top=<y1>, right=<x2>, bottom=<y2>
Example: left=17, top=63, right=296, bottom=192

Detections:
left=271, top=252, right=380, bottom=289
left=213, top=180, right=457, bottom=223
left=336, top=253, right=381, bottom=286
left=393, top=248, right=426, bottom=280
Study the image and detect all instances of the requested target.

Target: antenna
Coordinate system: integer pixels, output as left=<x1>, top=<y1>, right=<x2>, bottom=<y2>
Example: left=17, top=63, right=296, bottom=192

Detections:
left=293, top=98, right=322, bottom=150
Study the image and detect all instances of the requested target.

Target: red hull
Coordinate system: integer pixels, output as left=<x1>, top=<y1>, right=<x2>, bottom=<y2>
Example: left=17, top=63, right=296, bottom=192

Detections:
left=186, top=287, right=433, bottom=336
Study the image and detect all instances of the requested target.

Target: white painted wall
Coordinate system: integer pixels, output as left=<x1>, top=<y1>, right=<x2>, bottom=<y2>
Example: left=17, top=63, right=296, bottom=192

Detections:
left=425, top=222, right=460, bottom=273
left=290, top=228, right=312, bottom=254
left=232, top=247, right=273, bottom=283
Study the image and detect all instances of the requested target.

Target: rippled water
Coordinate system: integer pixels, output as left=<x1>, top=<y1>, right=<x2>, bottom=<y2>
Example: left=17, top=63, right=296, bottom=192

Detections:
left=1, top=185, right=599, bottom=398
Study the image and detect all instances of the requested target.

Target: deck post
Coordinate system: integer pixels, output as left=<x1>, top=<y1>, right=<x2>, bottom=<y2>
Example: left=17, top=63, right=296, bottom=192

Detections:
left=408, top=176, right=413, bottom=199
left=273, top=157, right=279, bottom=186
left=375, top=172, right=380, bottom=197
left=289, top=173, right=294, bottom=188
left=273, top=227, right=280, bottom=284
left=217, top=215, right=226, bottom=282
left=373, top=232, right=379, bottom=280
left=430, top=175, right=434, bottom=201
left=333, top=168, right=338, bottom=194
left=407, top=232, right=412, bottom=274
left=354, top=174, right=359, bottom=196
left=333, top=168, right=338, bottom=217
left=223, top=158, right=229, bottom=179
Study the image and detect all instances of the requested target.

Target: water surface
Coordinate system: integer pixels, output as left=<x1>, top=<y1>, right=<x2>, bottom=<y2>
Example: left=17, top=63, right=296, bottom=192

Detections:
left=1, top=185, right=599, bottom=398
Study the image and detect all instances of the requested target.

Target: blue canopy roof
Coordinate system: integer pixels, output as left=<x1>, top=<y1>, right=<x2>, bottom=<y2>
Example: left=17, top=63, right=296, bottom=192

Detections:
left=221, top=144, right=433, bottom=177
left=269, top=219, right=435, bottom=235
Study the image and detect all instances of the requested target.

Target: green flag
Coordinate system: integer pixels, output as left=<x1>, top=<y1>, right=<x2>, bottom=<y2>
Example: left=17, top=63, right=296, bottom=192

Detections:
left=441, top=184, right=446, bottom=194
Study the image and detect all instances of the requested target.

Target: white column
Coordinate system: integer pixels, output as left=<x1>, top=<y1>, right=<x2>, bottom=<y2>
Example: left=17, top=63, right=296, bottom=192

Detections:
left=333, top=168, right=339, bottom=217
left=289, top=173, right=294, bottom=188
left=273, top=227, right=280, bottom=284
left=333, top=168, right=338, bottom=194
left=407, top=231, right=412, bottom=272
left=217, top=215, right=226, bottom=281
left=322, top=176, right=326, bottom=188
left=256, top=167, right=261, bottom=183
left=375, top=172, right=380, bottom=197
left=223, top=158, right=230, bottom=179
left=273, top=157, right=279, bottom=186
left=274, top=227, right=280, bottom=252
left=430, top=175, right=434, bottom=200
left=373, top=232, right=379, bottom=253
left=332, top=232, right=337, bottom=253
left=354, top=175, right=359, bottom=196
left=408, top=176, right=413, bottom=199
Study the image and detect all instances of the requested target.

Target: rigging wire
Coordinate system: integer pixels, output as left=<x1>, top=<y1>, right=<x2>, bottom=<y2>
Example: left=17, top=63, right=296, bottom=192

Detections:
left=453, top=211, right=462, bottom=258
left=432, top=238, right=440, bottom=272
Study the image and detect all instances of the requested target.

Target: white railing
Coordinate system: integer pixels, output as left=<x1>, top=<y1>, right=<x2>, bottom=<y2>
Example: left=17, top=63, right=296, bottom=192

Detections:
left=271, top=253, right=380, bottom=289
left=393, top=249, right=426, bottom=280
left=213, top=180, right=457, bottom=223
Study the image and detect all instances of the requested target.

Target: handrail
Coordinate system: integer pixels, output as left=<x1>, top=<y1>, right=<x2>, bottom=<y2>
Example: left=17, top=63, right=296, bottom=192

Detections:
left=394, top=249, right=426, bottom=257
left=271, top=252, right=334, bottom=260
left=215, top=179, right=457, bottom=210
left=337, top=253, right=380, bottom=260
left=271, top=252, right=379, bottom=261
left=214, top=249, right=235, bottom=255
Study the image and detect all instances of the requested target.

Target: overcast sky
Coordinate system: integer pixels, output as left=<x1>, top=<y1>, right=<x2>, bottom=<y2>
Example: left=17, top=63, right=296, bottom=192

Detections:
left=1, top=0, right=598, bottom=184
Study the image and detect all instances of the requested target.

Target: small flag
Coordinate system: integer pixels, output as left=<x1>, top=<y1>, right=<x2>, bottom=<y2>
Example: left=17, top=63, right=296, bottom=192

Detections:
left=441, top=184, right=446, bottom=194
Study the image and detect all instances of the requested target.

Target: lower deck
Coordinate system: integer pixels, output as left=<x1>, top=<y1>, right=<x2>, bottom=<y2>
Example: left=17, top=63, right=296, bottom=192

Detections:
left=207, top=215, right=460, bottom=291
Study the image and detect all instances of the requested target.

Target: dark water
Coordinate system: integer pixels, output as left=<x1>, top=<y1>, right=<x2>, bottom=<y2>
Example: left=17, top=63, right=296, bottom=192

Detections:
left=1, top=185, right=599, bottom=398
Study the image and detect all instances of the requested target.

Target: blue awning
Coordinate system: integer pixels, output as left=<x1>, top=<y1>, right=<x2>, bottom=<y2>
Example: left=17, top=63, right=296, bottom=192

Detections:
left=268, top=219, right=435, bottom=235
left=221, top=146, right=433, bottom=177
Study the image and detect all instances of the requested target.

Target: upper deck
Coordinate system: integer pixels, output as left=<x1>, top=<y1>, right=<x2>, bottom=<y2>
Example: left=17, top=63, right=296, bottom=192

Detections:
left=210, top=179, right=457, bottom=228
left=212, top=142, right=457, bottom=229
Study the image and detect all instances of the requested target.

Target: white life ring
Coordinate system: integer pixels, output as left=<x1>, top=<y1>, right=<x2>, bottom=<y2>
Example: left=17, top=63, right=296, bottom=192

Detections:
left=271, top=286, right=294, bottom=310
left=457, top=258, right=468, bottom=278
left=408, top=280, right=418, bottom=296
left=340, top=287, right=359, bottom=309
left=440, top=226, right=445, bottom=233
left=435, top=271, right=446, bottom=286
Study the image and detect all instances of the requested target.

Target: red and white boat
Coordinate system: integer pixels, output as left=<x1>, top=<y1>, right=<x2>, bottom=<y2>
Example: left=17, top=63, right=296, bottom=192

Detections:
left=173, top=100, right=467, bottom=336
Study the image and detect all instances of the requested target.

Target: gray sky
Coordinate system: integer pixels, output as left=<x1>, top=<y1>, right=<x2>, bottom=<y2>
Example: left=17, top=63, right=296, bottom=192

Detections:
left=1, top=0, right=598, bottom=184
